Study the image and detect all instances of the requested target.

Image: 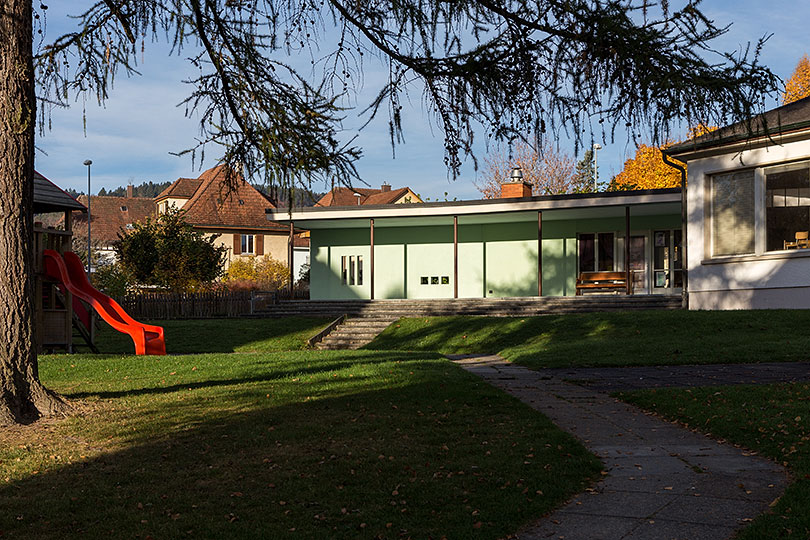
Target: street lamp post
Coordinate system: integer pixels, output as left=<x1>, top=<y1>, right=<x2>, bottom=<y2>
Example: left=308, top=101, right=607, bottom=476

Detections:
left=592, top=143, right=602, bottom=192
left=83, top=160, right=92, bottom=278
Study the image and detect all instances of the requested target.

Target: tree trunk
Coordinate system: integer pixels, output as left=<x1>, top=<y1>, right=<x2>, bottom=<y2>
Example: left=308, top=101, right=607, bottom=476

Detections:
left=0, top=0, right=69, bottom=425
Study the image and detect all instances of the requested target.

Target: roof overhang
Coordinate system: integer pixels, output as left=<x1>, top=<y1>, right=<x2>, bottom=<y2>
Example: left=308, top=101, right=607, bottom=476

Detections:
left=267, top=189, right=682, bottom=229
left=665, top=126, right=810, bottom=163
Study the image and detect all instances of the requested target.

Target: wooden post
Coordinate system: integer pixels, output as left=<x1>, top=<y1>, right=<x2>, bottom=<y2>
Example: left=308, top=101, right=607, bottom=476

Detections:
left=537, top=211, right=543, bottom=297
left=370, top=218, right=375, bottom=300
left=625, top=206, right=632, bottom=295
left=64, top=209, right=74, bottom=352
left=288, top=222, right=294, bottom=293
left=453, top=215, right=458, bottom=299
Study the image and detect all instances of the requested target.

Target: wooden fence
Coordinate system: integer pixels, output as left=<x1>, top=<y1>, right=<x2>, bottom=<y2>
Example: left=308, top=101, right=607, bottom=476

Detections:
left=114, top=289, right=309, bottom=319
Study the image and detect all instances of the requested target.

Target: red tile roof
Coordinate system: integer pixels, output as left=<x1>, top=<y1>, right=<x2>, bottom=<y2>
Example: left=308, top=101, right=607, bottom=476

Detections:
left=72, top=195, right=156, bottom=247
left=180, top=165, right=286, bottom=232
left=315, top=185, right=419, bottom=207
left=155, top=177, right=204, bottom=200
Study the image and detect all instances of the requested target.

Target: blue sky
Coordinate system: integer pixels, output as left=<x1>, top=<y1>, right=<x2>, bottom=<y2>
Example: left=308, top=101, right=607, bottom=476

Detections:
left=35, top=1, right=810, bottom=201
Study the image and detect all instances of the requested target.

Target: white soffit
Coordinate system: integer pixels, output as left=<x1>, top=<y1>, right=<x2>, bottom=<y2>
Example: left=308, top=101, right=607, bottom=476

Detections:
left=268, top=192, right=682, bottom=229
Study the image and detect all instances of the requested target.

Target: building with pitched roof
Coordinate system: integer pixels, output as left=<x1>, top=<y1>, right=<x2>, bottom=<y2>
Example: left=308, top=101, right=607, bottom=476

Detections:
left=71, top=185, right=156, bottom=264
left=315, top=183, right=422, bottom=207
left=155, top=165, right=299, bottom=271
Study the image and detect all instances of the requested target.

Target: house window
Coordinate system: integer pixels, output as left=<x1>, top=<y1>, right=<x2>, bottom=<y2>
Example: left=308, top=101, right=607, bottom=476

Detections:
left=578, top=233, right=615, bottom=272
left=710, top=170, right=755, bottom=256
left=241, top=234, right=255, bottom=254
left=765, top=163, right=810, bottom=251
left=341, top=255, right=363, bottom=286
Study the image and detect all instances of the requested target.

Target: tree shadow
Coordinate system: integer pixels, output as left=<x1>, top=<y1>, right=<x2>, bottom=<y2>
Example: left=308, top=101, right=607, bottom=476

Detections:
left=0, top=357, right=599, bottom=539
left=91, top=316, right=332, bottom=354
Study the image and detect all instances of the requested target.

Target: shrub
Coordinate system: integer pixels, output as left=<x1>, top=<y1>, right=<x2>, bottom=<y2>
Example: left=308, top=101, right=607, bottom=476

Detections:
left=224, top=255, right=289, bottom=290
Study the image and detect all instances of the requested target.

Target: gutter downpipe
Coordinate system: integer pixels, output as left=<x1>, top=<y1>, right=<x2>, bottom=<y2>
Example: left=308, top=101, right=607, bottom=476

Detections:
left=661, top=151, right=688, bottom=310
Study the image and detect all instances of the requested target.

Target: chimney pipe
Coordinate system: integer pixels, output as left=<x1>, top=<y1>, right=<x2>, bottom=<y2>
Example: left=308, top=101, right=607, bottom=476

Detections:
left=127, top=184, right=133, bottom=198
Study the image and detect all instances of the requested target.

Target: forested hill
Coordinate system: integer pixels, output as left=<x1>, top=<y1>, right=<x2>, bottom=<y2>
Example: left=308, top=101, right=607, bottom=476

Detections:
left=65, top=181, right=172, bottom=199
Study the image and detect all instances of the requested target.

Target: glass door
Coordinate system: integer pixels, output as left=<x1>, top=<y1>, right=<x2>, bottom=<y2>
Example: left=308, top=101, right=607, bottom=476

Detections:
left=629, top=235, right=648, bottom=294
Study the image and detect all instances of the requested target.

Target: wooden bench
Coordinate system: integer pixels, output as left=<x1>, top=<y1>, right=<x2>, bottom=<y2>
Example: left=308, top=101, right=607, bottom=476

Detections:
left=575, top=271, right=631, bottom=296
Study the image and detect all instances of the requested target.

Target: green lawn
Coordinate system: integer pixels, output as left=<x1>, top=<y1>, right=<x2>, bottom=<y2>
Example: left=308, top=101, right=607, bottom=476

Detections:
left=92, top=317, right=331, bottom=354
left=366, top=310, right=810, bottom=368
left=620, top=383, right=810, bottom=539
left=0, top=350, right=601, bottom=539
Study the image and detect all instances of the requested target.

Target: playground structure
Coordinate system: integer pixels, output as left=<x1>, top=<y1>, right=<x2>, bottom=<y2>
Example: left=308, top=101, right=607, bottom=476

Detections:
left=33, top=172, right=165, bottom=355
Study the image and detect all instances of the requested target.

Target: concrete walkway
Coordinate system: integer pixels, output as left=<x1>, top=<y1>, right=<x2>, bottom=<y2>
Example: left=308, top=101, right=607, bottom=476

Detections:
left=450, top=355, right=790, bottom=540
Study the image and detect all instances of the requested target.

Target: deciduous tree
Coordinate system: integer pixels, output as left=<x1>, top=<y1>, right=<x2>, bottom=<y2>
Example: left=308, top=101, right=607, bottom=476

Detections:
left=610, top=126, right=716, bottom=191
left=0, top=0, right=782, bottom=424
left=783, top=55, right=810, bottom=105
left=610, top=144, right=683, bottom=190
left=476, top=142, right=580, bottom=197
left=115, top=208, right=227, bottom=292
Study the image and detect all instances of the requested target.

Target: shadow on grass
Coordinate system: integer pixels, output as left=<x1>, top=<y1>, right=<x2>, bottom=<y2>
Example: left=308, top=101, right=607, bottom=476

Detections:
left=365, top=311, right=810, bottom=369
left=1, top=356, right=599, bottom=540
left=63, top=351, right=423, bottom=400
left=92, top=317, right=332, bottom=355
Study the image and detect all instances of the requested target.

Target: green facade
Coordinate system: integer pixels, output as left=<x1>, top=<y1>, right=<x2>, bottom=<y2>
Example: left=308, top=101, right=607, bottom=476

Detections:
left=310, top=213, right=682, bottom=300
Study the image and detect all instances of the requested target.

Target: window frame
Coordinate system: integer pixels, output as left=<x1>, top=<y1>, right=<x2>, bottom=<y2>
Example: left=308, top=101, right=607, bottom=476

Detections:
left=240, top=234, right=255, bottom=255
left=577, top=232, right=619, bottom=273
left=704, top=160, right=810, bottom=263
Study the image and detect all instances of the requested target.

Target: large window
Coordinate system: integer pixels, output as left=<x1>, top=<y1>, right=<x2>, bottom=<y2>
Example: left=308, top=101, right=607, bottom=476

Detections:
left=711, top=170, right=755, bottom=256
left=578, top=233, right=615, bottom=273
left=766, top=164, right=810, bottom=252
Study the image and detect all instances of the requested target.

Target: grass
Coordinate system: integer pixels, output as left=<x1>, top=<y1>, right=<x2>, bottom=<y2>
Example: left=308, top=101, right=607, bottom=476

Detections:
left=0, top=350, right=601, bottom=539
left=619, top=383, right=810, bottom=539
left=366, top=310, right=810, bottom=368
left=92, top=317, right=332, bottom=354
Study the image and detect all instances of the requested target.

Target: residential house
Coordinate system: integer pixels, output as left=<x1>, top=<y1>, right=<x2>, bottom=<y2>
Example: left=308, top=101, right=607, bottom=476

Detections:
left=268, top=181, right=682, bottom=300
left=71, top=185, right=156, bottom=264
left=316, top=183, right=422, bottom=207
left=155, top=165, right=295, bottom=271
left=665, top=95, right=810, bottom=309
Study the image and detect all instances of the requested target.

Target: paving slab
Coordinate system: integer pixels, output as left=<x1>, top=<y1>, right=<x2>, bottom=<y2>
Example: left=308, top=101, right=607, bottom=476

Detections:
left=449, top=354, right=790, bottom=540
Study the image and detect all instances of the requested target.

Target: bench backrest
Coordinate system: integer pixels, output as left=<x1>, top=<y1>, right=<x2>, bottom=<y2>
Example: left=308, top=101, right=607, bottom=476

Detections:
left=578, top=271, right=626, bottom=282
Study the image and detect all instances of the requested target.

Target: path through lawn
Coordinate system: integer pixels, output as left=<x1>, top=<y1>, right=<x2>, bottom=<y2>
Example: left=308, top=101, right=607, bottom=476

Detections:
left=620, top=383, right=810, bottom=539
left=0, top=350, right=600, bottom=539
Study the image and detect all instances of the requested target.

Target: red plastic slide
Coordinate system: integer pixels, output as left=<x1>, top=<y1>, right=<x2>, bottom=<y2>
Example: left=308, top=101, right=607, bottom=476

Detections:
left=43, top=250, right=166, bottom=355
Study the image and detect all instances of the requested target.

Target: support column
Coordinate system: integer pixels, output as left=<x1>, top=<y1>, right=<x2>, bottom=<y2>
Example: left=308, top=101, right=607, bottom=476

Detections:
left=453, top=216, right=458, bottom=299
left=288, top=221, right=294, bottom=293
left=370, top=218, right=375, bottom=300
left=537, top=211, right=543, bottom=297
left=625, top=206, right=632, bottom=295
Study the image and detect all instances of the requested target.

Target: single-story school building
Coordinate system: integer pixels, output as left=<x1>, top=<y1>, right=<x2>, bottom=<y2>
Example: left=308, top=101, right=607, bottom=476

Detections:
left=268, top=96, right=810, bottom=310
left=267, top=183, right=684, bottom=301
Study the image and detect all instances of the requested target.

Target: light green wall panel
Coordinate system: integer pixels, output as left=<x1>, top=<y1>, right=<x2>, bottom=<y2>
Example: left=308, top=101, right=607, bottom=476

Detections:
left=311, top=228, right=370, bottom=300
left=309, top=212, right=682, bottom=300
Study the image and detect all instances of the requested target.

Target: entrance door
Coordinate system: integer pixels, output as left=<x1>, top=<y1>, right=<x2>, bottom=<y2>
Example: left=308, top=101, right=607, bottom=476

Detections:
left=628, top=235, right=648, bottom=294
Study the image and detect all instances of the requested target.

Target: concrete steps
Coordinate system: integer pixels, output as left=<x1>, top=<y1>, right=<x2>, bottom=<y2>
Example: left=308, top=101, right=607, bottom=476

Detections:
left=316, top=317, right=397, bottom=350
left=256, top=295, right=682, bottom=319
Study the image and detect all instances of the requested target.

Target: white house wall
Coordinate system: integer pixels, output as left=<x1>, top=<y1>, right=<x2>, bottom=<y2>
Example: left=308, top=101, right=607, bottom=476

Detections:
left=687, top=137, right=810, bottom=309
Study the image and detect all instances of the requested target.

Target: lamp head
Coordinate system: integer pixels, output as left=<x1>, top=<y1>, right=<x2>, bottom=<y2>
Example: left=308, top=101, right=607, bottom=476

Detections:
left=83, top=160, right=93, bottom=166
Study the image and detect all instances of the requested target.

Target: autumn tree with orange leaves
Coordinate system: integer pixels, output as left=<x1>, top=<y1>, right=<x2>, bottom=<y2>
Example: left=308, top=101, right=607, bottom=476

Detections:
left=476, top=142, right=589, bottom=198
left=609, top=144, right=683, bottom=190
left=783, top=55, right=810, bottom=105
left=610, top=125, right=717, bottom=191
